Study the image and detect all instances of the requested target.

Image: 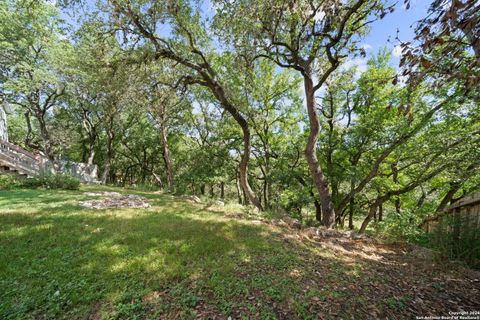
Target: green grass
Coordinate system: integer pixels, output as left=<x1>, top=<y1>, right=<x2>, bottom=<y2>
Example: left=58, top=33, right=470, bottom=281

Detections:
left=0, top=186, right=319, bottom=319
left=1, top=186, right=477, bottom=319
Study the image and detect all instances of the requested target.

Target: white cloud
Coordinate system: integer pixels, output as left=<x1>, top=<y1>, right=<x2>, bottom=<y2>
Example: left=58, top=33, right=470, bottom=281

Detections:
left=341, top=57, right=368, bottom=75
left=361, top=44, right=372, bottom=51
left=392, top=45, right=403, bottom=58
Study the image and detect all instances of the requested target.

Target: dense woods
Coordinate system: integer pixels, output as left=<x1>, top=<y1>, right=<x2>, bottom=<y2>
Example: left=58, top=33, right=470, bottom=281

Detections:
left=2, top=1, right=480, bottom=319
left=1, top=0, right=479, bottom=236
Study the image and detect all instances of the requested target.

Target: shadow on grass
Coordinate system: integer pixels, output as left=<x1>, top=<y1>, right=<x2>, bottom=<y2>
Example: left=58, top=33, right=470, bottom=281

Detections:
left=1, top=189, right=479, bottom=320
left=0, top=189, right=305, bottom=319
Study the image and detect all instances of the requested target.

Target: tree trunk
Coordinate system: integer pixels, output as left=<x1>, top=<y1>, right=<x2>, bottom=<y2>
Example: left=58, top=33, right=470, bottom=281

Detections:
left=392, top=163, right=401, bottom=215
left=436, top=183, right=460, bottom=213
left=235, top=172, right=242, bottom=204
left=449, top=0, right=480, bottom=63
left=237, top=124, right=262, bottom=209
left=82, top=111, right=97, bottom=166
left=264, top=149, right=271, bottom=209
left=209, top=81, right=263, bottom=211
left=242, top=188, right=249, bottom=205
left=34, top=110, right=57, bottom=172
left=394, top=199, right=401, bottom=215
left=209, top=184, right=214, bottom=197
left=296, top=175, right=322, bottom=223
left=359, top=198, right=384, bottom=233
left=121, top=1, right=261, bottom=209
left=152, top=172, right=164, bottom=187
left=303, top=74, right=335, bottom=228
left=87, top=144, right=95, bottom=165
left=160, top=121, right=174, bottom=190
left=220, top=181, right=225, bottom=199
left=314, top=199, right=322, bottom=222
left=378, top=203, right=383, bottom=222
left=101, top=127, right=114, bottom=184
left=348, top=197, right=355, bottom=230
left=101, top=161, right=111, bottom=184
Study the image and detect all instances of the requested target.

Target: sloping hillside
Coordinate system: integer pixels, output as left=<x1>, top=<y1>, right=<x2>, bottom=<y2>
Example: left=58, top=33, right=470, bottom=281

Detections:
left=0, top=187, right=479, bottom=319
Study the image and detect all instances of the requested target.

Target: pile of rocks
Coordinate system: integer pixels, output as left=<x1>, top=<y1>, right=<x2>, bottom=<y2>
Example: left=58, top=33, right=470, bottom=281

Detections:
left=79, top=192, right=150, bottom=209
left=269, top=216, right=371, bottom=242
left=299, top=226, right=372, bottom=243
left=271, top=216, right=302, bottom=229
left=83, top=191, right=122, bottom=197
left=184, top=195, right=202, bottom=204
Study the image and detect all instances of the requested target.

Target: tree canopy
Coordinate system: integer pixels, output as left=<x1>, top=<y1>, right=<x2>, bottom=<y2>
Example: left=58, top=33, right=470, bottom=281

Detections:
left=1, top=0, right=479, bottom=238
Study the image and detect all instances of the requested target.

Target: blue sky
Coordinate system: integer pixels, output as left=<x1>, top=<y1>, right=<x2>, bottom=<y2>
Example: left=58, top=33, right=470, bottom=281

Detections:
left=362, top=0, right=430, bottom=64
left=62, top=0, right=430, bottom=71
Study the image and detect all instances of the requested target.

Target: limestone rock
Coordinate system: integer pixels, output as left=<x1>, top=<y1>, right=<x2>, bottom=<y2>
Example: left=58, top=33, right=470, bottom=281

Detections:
left=350, top=232, right=368, bottom=240
left=283, top=216, right=302, bottom=229
left=185, top=195, right=202, bottom=203
left=302, top=227, right=320, bottom=239
left=317, top=228, right=342, bottom=238
left=83, top=191, right=122, bottom=197
left=272, top=219, right=288, bottom=227
left=213, top=200, right=225, bottom=206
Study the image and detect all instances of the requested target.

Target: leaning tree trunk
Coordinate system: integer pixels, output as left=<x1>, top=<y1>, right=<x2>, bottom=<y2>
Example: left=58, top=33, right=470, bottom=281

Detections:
left=303, top=75, right=335, bottom=228
left=209, top=81, right=263, bottom=211
left=35, top=111, right=58, bottom=173
left=87, top=143, right=96, bottom=166
left=359, top=198, right=384, bottom=233
left=119, top=1, right=262, bottom=210
left=238, top=125, right=263, bottom=210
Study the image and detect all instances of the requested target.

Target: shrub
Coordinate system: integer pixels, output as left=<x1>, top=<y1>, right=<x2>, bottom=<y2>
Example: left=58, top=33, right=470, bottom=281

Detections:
left=0, top=175, right=20, bottom=190
left=20, top=177, right=44, bottom=189
left=426, top=215, right=480, bottom=269
left=40, top=173, right=80, bottom=190
left=375, top=208, right=425, bottom=242
left=20, top=173, right=80, bottom=190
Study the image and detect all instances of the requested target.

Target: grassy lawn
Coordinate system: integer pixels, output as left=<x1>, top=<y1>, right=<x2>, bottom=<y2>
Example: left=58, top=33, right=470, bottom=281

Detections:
left=1, top=186, right=479, bottom=319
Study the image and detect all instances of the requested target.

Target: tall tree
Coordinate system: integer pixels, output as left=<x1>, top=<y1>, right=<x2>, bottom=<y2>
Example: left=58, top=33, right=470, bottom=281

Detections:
left=107, top=0, right=264, bottom=210
left=214, top=0, right=392, bottom=227
left=0, top=0, right=72, bottom=168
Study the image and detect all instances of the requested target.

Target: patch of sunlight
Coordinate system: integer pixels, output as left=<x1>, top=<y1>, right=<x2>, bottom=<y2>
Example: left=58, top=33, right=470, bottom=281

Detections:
left=0, top=208, right=39, bottom=215
left=94, top=242, right=129, bottom=255
left=289, top=268, right=304, bottom=277
left=188, top=271, right=202, bottom=281
left=110, top=260, right=133, bottom=272
left=78, top=235, right=91, bottom=242
left=345, top=263, right=364, bottom=278
left=237, top=250, right=252, bottom=262
left=101, top=208, right=152, bottom=219
left=142, top=256, right=167, bottom=273
left=0, top=223, right=53, bottom=237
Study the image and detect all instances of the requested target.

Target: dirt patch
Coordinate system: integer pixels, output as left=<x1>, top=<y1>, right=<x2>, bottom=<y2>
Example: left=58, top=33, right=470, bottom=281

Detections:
left=87, top=301, right=102, bottom=320
left=80, top=192, right=150, bottom=209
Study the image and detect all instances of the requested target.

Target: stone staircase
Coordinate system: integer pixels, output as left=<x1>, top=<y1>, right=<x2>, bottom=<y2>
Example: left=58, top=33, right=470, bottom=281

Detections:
left=0, top=140, right=40, bottom=177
